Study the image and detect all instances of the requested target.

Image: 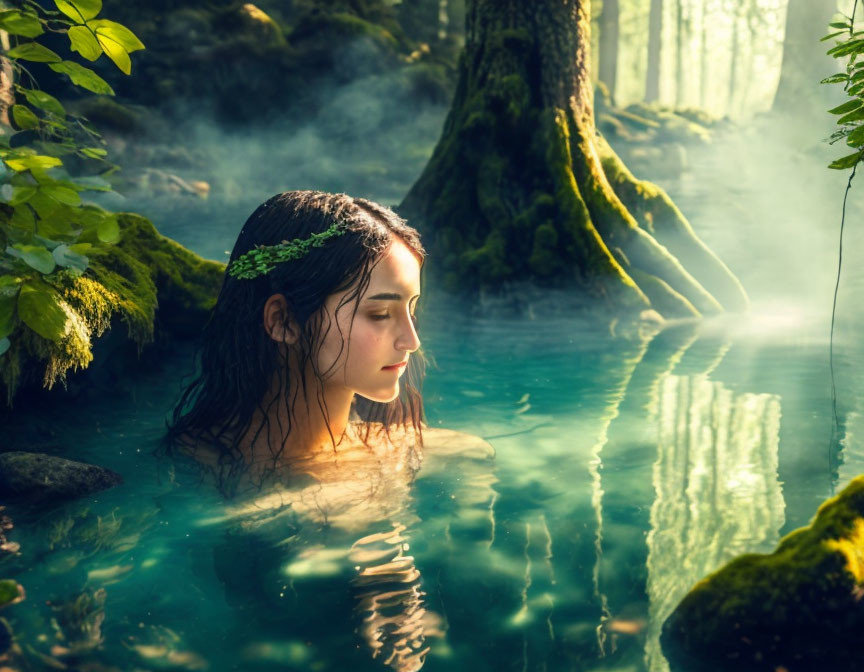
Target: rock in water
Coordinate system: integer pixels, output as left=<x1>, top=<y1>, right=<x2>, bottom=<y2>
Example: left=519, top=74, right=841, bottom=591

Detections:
left=0, top=452, right=122, bottom=504
left=661, top=475, right=864, bottom=671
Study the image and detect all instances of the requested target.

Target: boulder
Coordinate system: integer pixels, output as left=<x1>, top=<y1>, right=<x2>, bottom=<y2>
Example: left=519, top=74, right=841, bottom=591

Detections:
left=661, top=475, right=864, bottom=671
left=0, top=452, right=122, bottom=504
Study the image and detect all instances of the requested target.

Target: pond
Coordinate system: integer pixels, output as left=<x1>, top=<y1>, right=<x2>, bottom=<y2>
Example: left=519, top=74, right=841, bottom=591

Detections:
left=3, top=119, right=864, bottom=672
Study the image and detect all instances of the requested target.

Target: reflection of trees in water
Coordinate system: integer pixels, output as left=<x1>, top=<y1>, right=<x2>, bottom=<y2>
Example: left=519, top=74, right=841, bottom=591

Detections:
left=644, top=374, right=784, bottom=672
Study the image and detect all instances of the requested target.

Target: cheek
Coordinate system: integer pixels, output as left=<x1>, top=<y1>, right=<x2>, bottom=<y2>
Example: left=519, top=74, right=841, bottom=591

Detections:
left=345, top=325, right=386, bottom=369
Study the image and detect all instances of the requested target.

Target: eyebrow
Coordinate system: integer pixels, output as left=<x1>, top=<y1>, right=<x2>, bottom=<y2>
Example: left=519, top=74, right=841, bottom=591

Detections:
left=365, top=292, right=420, bottom=301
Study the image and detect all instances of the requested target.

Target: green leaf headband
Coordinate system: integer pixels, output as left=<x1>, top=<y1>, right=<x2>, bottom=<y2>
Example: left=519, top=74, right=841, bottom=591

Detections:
left=227, top=221, right=349, bottom=280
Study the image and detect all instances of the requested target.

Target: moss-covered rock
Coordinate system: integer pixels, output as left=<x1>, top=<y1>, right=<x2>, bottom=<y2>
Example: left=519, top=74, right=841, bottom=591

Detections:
left=661, top=476, right=864, bottom=671
left=0, top=213, right=223, bottom=405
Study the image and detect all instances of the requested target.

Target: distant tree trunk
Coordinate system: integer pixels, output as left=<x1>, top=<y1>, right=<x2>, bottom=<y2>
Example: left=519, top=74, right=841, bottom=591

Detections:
left=401, top=0, right=748, bottom=318
left=727, top=0, right=740, bottom=116
left=674, top=0, right=685, bottom=107
left=772, top=0, right=837, bottom=112
left=646, top=0, right=664, bottom=102
left=598, top=0, right=620, bottom=102
left=699, top=0, right=709, bottom=108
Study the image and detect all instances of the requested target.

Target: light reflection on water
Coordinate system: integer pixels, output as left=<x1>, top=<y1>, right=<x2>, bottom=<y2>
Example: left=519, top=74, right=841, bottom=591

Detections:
left=3, top=304, right=860, bottom=671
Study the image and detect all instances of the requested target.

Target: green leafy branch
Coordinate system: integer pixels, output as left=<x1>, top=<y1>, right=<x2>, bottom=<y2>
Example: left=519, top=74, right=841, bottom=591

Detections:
left=822, top=4, right=864, bottom=169
left=0, top=0, right=143, bottom=359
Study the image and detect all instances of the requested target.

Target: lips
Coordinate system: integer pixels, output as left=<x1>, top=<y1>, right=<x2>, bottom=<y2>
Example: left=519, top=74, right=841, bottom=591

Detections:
left=382, top=360, right=408, bottom=370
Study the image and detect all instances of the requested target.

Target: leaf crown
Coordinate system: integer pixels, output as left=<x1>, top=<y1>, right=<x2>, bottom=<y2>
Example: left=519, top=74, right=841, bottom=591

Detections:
left=227, top=220, right=349, bottom=280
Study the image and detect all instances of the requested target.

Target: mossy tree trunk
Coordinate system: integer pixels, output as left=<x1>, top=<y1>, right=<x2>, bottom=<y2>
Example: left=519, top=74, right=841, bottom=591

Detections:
left=400, top=0, right=747, bottom=319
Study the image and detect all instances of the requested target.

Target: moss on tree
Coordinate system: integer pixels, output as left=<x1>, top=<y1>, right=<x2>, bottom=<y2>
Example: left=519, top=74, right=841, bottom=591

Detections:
left=400, top=0, right=747, bottom=319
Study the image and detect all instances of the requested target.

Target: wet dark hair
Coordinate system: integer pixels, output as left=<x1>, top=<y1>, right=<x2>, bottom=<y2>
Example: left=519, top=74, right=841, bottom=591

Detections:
left=161, top=191, right=425, bottom=497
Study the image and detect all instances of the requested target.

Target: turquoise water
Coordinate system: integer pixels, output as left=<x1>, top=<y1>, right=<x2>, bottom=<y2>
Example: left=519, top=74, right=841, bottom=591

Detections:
left=2, top=306, right=858, bottom=672
left=4, top=123, right=864, bottom=671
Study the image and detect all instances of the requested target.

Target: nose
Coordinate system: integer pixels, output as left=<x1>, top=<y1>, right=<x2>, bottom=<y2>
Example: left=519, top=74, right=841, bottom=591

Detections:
left=395, top=310, right=421, bottom=354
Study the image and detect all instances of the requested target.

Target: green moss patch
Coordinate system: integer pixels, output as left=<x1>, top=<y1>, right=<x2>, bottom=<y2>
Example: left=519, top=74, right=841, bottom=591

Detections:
left=1, top=213, right=223, bottom=404
left=661, top=476, right=864, bottom=671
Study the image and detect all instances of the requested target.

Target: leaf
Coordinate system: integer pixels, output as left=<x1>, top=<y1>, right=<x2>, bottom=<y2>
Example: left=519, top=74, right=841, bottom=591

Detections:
left=0, top=10, right=44, bottom=38
left=20, top=88, right=65, bottom=117
left=821, top=73, right=849, bottom=84
left=830, top=21, right=852, bottom=29
left=9, top=205, right=34, bottom=232
left=11, top=105, right=39, bottom=130
left=52, top=243, right=89, bottom=274
left=17, top=280, right=68, bottom=342
left=86, top=19, right=144, bottom=75
left=822, top=30, right=848, bottom=42
left=847, top=125, right=864, bottom=146
left=829, top=150, right=863, bottom=169
left=54, top=0, right=101, bottom=23
left=0, top=337, right=9, bottom=356
left=33, top=235, right=61, bottom=251
left=28, top=190, right=62, bottom=220
left=10, top=243, right=56, bottom=274
left=5, top=155, right=62, bottom=172
left=8, top=186, right=36, bottom=205
left=97, top=214, right=119, bottom=243
left=79, top=146, right=108, bottom=158
left=36, top=215, right=76, bottom=239
left=48, top=60, right=113, bottom=95
left=829, top=99, right=863, bottom=115
left=42, top=184, right=81, bottom=206
left=69, top=243, right=91, bottom=255
left=67, top=25, right=101, bottom=61
left=827, top=39, right=864, bottom=58
left=5, top=42, right=62, bottom=63
left=71, top=175, right=111, bottom=191
left=838, top=106, right=864, bottom=124
left=96, top=36, right=129, bottom=74
left=0, top=290, right=17, bottom=339
left=87, top=19, right=144, bottom=52
left=0, top=275, right=20, bottom=296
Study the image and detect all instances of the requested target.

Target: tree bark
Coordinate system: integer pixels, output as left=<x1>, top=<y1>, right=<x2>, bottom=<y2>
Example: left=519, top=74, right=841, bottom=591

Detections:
left=646, top=0, right=664, bottom=103
left=772, top=0, right=837, bottom=112
left=598, top=0, right=620, bottom=102
left=400, top=0, right=748, bottom=319
left=0, top=30, right=13, bottom=127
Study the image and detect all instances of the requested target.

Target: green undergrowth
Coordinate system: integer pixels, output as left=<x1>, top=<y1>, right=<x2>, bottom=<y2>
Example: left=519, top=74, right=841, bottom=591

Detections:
left=0, top=213, right=223, bottom=406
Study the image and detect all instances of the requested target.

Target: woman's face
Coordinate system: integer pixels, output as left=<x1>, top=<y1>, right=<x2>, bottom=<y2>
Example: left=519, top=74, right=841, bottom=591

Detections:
left=316, top=237, right=422, bottom=403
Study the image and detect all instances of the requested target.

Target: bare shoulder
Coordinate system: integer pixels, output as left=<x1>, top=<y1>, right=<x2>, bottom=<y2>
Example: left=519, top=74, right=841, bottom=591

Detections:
left=420, top=426, right=495, bottom=460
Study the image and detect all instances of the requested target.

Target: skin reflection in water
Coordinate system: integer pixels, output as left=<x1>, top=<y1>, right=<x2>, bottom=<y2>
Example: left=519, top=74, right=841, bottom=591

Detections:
left=207, top=424, right=494, bottom=672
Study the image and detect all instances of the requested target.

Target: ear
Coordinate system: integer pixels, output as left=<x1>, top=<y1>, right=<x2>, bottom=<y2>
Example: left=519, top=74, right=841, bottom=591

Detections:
left=263, top=293, right=299, bottom=345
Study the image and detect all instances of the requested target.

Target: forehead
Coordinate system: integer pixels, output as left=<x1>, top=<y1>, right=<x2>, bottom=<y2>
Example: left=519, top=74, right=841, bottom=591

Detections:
left=364, top=239, right=421, bottom=295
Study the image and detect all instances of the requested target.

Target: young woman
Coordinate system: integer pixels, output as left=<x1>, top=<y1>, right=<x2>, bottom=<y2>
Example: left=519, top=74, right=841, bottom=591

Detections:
left=159, top=190, right=495, bottom=671
left=163, top=190, right=427, bottom=497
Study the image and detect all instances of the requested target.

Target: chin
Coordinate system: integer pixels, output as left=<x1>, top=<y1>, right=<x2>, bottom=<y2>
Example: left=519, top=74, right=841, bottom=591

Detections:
left=358, top=388, right=401, bottom=404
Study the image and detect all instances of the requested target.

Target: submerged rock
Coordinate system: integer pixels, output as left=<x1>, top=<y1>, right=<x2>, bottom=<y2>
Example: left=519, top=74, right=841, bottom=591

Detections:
left=661, top=475, right=864, bottom=671
left=0, top=452, right=122, bottom=504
